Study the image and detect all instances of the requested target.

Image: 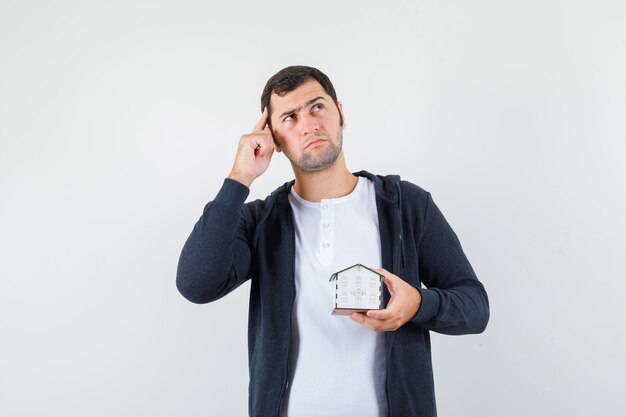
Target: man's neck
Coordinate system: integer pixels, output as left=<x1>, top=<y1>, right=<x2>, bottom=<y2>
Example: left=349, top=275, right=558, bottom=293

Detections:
left=292, top=153, right=358, bottom=202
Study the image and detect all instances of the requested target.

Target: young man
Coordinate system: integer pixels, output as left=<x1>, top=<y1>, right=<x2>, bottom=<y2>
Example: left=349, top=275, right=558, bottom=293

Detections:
left=177, top=66, right=489, bottom=417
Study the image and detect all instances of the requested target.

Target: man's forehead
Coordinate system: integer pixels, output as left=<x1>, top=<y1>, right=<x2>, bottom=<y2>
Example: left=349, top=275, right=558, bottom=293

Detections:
left=270, top=79, right=329, bottom=111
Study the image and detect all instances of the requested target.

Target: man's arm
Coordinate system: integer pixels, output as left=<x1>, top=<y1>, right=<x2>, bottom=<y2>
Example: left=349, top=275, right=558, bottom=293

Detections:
left=177, top=178, right=255, bottom=303
left=409, top=193, right=489, bottom=335
left=176, top=109, right=279, bottom=303
left=351, top=192, right=489, bottom=334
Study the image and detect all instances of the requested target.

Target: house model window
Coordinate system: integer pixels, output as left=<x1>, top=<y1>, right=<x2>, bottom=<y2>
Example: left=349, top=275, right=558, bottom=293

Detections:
left=329, top=263, right=384, bottom=315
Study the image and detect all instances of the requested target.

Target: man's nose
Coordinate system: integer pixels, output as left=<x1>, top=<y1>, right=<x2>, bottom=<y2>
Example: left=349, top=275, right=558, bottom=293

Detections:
left=300, top=114, right=319, bottom=135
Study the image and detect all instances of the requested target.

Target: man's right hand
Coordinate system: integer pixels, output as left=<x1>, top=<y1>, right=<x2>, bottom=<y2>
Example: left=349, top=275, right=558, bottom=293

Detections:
left=228, top=107, right=280, bottom=188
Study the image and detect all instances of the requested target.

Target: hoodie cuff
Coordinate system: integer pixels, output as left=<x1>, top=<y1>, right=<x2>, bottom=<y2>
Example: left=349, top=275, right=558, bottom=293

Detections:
left=209, top=178, right=250, bottom=212
left=411, top=288, right=440, bottom=325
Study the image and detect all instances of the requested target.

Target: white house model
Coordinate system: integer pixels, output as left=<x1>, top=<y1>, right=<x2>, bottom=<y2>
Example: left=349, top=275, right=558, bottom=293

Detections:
left=330, top=263, right=384, bottom=315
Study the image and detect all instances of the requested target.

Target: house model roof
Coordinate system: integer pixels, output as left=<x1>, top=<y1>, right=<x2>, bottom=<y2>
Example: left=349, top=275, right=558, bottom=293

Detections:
left=330, top=263, right=384, bottom=315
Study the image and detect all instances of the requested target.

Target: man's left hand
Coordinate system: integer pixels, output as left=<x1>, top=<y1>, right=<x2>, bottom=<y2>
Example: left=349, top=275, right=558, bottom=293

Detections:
left=350, top=268, right=421, bottom=331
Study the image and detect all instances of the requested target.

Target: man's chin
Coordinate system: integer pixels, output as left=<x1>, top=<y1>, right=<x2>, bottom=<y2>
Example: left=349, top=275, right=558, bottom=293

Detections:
left=283, top=139, right=342, bottom=174
left=296, top=154, right=341, bottom=174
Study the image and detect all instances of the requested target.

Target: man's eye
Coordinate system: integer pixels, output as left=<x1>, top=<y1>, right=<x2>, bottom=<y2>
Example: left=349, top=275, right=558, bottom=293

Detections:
left=284, top=115, right=294, bottom=122
left=312, top=104, right=323, bottom=112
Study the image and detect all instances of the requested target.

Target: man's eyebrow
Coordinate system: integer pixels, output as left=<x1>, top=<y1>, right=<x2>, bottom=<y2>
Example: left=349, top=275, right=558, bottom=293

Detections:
left=279, top=96, right=326, bottom=119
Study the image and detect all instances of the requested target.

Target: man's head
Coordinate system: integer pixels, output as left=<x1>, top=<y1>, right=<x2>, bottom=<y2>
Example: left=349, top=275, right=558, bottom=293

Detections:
left=260, top=66, right=346, bottom=174
left=261, top=66, right=344, bottom=131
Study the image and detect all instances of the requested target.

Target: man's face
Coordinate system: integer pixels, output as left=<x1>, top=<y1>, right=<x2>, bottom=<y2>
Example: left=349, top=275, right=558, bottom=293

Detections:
left=269, top=79, right=346, bottom=174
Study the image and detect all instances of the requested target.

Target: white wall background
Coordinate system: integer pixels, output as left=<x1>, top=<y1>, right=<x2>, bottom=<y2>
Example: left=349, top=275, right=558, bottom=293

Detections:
left=1, top=1, right=625, bottom=416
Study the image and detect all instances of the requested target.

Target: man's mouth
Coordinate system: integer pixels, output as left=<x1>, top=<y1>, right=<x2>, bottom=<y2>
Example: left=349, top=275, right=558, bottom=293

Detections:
left=305, top=137, right=326, bottom=149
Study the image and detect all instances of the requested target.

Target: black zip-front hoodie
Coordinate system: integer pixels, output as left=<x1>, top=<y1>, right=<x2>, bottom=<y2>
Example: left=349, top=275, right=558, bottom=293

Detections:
left=177, top=170, right=490, bottom=417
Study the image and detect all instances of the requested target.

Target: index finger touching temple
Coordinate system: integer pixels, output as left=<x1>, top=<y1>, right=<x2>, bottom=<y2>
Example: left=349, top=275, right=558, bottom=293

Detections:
left=252, top=107, right=268, bottom=132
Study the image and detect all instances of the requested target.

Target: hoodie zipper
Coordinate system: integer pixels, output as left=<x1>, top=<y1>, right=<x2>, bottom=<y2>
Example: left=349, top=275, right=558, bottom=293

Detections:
left=276, top=203, right=296, bottom=416
left=385, top=185, right=404, bottom=417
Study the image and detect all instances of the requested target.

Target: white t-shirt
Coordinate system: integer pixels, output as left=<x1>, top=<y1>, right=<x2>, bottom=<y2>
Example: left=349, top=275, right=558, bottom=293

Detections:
left=280, top=176, right=388, bottom=417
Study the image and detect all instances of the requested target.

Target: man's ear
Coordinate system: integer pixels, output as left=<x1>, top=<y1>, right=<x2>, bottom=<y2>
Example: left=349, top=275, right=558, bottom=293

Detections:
left=337, top=101, right=347, bottom=129
left=272, top=134, right=283, bottom=153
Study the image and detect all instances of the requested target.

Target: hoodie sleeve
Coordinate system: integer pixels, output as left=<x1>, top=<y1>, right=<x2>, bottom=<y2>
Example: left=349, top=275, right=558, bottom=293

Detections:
left=410, top=193, right=490, bottom=335
left=176, top=178, right=255, bottom=304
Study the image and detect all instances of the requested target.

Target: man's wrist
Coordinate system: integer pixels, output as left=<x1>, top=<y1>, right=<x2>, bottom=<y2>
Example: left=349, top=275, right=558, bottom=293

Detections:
left=228, top=171, right=254, bottom=188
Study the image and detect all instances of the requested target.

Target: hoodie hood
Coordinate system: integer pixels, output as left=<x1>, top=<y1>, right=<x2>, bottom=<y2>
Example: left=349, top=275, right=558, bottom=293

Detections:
left=354, top=171, right=406, bottom=269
